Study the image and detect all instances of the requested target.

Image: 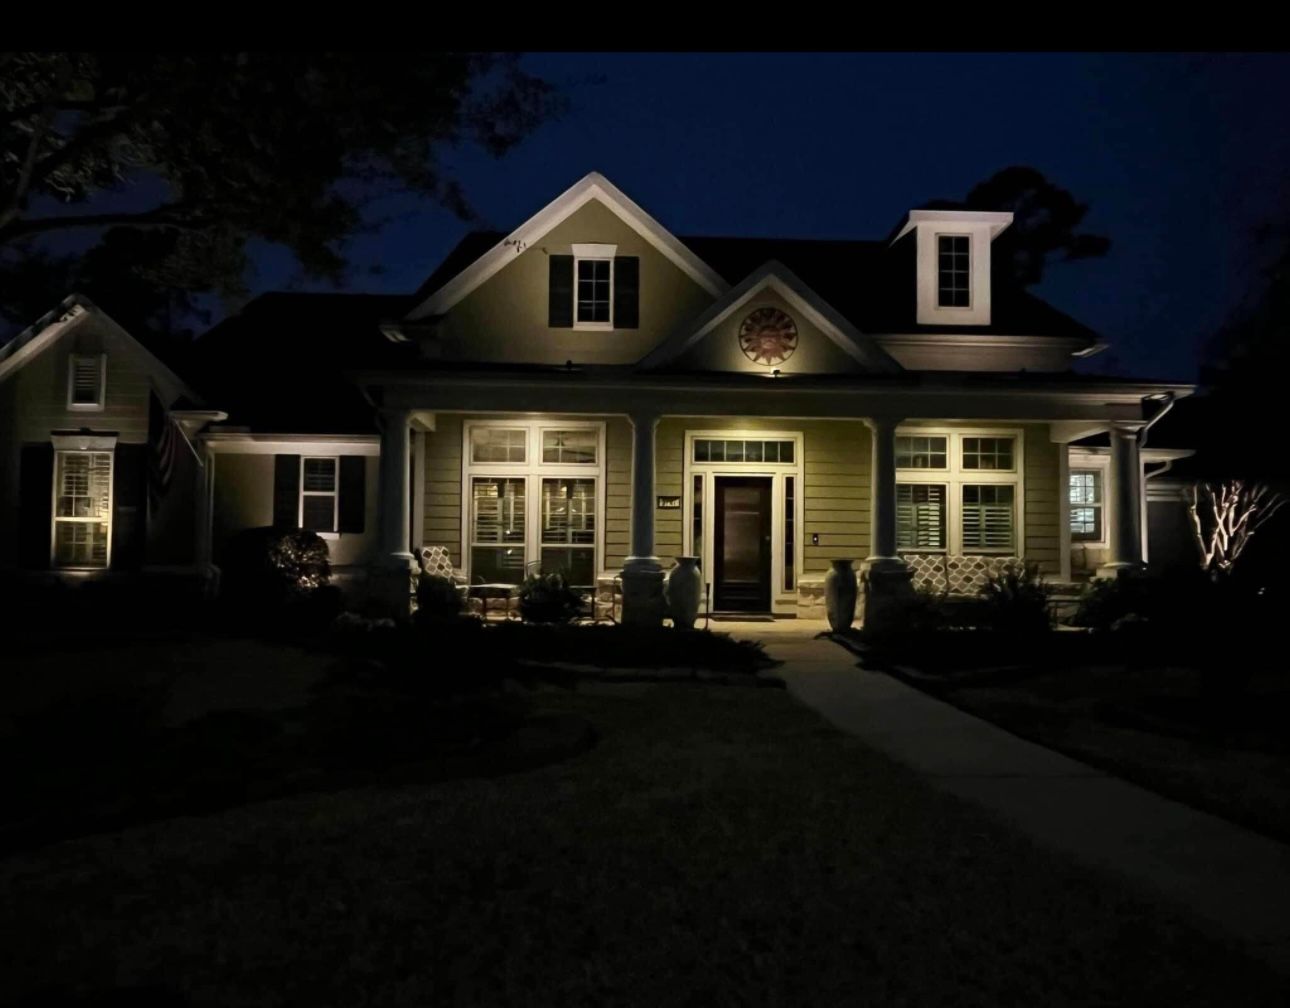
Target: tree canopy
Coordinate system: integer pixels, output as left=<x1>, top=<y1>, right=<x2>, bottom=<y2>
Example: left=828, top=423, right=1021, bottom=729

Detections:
left=957, top=165, right=1112, bottom=287
left=0, top=52, right=560, bottom=335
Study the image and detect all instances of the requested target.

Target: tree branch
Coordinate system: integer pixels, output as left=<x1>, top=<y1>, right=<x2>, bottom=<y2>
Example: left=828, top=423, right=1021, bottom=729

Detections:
left=0, top=202, right=198, bottom=244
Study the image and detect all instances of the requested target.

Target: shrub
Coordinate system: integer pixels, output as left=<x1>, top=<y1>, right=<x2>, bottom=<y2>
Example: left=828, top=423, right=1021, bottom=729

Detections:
left=414, top=573, right=463, bottom=625
left=221, top=526, right=332, bottom=614
left=976, top=562, right=1052, bottom=634
left=1070, top=574, right=1156, bottom=632
left=517, top=571, right=586, bottom=624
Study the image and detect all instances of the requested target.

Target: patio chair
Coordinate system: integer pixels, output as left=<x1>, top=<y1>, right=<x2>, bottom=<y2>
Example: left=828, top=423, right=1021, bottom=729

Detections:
left=415, top=546, right=469, bottom=601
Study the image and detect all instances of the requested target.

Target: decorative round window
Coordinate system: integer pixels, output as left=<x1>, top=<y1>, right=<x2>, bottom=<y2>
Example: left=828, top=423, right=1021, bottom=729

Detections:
left=738, top=307, right=798, bottom=366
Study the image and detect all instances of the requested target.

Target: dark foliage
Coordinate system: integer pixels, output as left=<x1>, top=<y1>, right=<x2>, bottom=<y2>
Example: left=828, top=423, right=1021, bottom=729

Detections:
left=413, top=573, right=464, bottom=625
left=0, top=52, right=561, bottom=335
left=976, top=563, right=1053, bottom=634
left=517, top=571, right=586, bottom=624
left=219, top=526, right=334, bottom=630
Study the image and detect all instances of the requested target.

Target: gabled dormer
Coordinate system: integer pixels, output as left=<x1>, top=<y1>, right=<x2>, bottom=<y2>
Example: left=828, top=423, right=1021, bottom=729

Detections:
left=892, top=209, right=1013, bottom=327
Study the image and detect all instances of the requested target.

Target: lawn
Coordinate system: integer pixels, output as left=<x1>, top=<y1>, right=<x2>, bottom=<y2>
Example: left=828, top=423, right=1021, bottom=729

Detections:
left=3, top=678, right=1286, bottom=1006
left=918, top=660, right=1290, bottom=845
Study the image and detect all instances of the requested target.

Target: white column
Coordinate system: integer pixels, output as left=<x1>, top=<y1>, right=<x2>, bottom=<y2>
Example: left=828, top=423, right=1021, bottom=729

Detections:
left=379, top=407, right=415, bottom=563
left=625, top=411, right=660, bottom=570
left=621, top=411, right=664, bottom=626
left=1099, top=423, right=1144, bottom=575
left=864, top=416, right=902, bottom=562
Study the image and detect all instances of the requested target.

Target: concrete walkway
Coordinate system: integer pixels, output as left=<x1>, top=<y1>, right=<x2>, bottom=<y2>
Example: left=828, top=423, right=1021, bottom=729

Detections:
left=763, top=633, right=1290, bottom=974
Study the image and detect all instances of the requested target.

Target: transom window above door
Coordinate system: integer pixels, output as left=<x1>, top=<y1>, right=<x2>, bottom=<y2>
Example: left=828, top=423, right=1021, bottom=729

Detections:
left=693, top=438, right=795, bottom=464
left=471, top=427, right=527, bottom=463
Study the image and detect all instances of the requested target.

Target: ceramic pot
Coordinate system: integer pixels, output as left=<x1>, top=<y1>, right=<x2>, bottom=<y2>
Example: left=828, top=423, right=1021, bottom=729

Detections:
left=664, top=556, right=703, bottom=629
left=824, top=558, right=857, bottom=632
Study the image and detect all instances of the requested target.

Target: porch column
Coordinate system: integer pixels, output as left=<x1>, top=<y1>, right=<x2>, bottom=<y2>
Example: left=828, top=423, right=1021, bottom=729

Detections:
left=860, top=415, right=912, bottom=631
left=621, top=411, right=665, bottom=626
left=1097, top=422, right=1144, bottom=577
left=371, top=407, right=418, bottom=615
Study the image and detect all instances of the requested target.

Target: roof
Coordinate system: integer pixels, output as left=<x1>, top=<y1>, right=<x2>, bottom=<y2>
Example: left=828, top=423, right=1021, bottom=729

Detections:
left=409, top=229, right=1098, bottom=345
left=193, top=292, right=417, bottom=433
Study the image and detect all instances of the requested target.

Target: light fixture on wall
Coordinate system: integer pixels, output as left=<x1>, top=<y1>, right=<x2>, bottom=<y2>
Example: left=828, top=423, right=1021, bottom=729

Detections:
left=771, top=369, right=781, bottom=378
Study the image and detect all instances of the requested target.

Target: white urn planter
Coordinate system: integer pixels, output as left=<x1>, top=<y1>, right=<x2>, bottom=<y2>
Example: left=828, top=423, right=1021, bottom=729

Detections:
left=664, top=556, right=703, bottom=629
left=824, top=559, right=857, bottom=632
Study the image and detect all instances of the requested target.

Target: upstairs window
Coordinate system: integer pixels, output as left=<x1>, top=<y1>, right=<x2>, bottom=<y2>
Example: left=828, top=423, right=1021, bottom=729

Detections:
left=68, top=354, right=106, bottom=410
left=937, top=235, right=971, bottom=308
left=576, top=258, right=612, bottom=326
left=548, top=249, right=639, bottom=330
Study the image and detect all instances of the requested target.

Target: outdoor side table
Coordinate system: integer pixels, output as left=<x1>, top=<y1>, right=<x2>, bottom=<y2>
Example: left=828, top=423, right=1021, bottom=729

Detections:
left=469, top=583, right=519, bottom=620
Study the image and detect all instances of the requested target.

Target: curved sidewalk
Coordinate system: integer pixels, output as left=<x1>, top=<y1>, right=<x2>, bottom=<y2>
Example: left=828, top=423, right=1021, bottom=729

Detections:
left=767, top=633, right=1290, bottom=975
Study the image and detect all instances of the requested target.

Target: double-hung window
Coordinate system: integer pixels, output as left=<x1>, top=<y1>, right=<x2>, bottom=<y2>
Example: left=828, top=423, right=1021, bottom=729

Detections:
left=1069, top=469, right=1105, bottom=542
left=465, top=422, right=603, bottom=588
left=937, top=235, right=971, bottom=308
left=53, top=450, right=113, bottom=568
left=896, top=430, right=1021, bottom=555
left=299, top=457, right=338, bottom=533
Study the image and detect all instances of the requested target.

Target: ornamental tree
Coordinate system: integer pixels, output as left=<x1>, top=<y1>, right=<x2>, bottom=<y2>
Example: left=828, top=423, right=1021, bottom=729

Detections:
left=1186, top=480, right=1287, bottom=579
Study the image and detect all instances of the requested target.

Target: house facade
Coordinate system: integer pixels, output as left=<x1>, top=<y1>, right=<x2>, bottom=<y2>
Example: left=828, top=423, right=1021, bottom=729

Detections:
left=2, top=173, right=1195, bottom=624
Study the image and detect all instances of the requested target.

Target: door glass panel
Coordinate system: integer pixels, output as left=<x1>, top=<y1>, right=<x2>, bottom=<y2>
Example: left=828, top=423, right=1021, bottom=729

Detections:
left=721, top=486, right=763, bottom=583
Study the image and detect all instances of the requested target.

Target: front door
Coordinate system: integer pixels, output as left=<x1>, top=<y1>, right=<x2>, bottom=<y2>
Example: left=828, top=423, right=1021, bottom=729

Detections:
left=713, top=476, right=772, bottom=612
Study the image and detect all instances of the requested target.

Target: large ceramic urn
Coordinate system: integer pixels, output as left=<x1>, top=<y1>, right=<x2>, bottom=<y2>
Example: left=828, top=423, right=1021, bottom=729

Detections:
left=664, top=556, right=703, bottom=630
left=824, top=559, right=857, bottom=632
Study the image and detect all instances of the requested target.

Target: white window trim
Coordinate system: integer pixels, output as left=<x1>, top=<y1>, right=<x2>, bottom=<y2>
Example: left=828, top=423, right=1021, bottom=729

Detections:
left=460, top=420, right=607, bottom=583
left=896, top=426, right=1025, bottom=556
left=67, top=353, right=106, bottom=411
left=299, top=456, right=339, bottom=539
left=572, top=244, right=617, bottom=331
left=683, top=429, right=805, bottom=612
left=1069, top=460, right=1110, bottom=548
left=51, top=447, right=114, bottom=570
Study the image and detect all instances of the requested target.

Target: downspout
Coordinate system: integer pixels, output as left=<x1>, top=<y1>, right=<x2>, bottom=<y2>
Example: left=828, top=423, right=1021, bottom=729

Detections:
left=1137, top=391, right=1175, bottom=450
left=1135, top=392, right=1176, bottom=564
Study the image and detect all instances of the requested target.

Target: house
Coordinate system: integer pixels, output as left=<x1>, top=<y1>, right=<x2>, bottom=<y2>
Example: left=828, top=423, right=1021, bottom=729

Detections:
left=2, top=173, right=1197, bottom=625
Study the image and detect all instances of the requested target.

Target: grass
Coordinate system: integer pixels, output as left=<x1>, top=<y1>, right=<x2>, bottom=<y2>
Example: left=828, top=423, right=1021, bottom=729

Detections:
left=922, top=661, right=1290, bottom=845
left=2, top=681, right=1286, bottom=1006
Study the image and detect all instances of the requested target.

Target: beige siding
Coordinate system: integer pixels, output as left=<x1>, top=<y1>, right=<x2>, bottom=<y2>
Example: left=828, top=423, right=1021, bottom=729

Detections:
left=604, top=417, right=632, bottom=570
left=437, top=199, right=714, bottom=366
left=211, top=452, right=380, bottom=569
left=1022, top=424, right=1062, bottom=576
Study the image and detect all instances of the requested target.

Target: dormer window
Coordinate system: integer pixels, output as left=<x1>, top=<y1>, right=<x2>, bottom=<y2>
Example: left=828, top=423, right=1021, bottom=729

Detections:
left=937, top=235, right=971, bottom=308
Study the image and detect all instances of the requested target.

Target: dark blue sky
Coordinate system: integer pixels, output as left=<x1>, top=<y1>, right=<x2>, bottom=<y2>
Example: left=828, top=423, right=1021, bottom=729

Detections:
left=253, top=52, right=1290, bottom=381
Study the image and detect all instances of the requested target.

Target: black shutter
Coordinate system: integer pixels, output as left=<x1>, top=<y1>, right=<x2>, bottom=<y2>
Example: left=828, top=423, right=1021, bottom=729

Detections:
left=111, top=444, right=147, bottom=570
left=273, top=454, right=300, bottom=528
left=614, top=256, right=639, bottom=329
left=548, top=255, right=574, bottom=328
left=17, top=444, right=54, bottom=569
left=338, top=455, right=366, bottom=533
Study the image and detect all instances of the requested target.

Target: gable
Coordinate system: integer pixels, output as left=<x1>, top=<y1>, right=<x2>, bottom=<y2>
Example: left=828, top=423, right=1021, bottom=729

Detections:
left=639, top=262, right=901, bottom=375
left=426, top=197, right=718, bottom=366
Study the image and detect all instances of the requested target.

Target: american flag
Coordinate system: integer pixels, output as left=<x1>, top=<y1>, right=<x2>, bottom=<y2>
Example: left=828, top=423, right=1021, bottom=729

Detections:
left=147, top=389, right=178, bottom=517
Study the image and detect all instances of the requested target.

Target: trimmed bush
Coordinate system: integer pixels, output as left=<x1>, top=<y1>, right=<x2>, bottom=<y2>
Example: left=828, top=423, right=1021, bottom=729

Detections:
left=220, top=527, right=333, bottom=623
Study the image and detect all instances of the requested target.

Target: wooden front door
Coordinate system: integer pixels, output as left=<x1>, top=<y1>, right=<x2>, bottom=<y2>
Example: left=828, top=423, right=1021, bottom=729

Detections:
left=713, top=476, right=772, bottom=612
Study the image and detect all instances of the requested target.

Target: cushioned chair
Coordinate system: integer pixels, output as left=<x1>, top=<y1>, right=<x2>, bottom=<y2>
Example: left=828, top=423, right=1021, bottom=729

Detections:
left=415, top=546, right=469, bottom=597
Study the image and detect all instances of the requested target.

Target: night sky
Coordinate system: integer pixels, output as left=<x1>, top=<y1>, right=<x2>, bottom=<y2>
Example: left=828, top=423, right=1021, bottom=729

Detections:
left=248, top=53, right=1290, bottom=382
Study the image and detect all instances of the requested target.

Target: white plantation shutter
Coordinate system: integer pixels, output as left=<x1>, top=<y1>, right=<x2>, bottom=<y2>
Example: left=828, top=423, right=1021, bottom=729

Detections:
left=541, top=478, right=595, bottom=544
left=896, top=484, right=946, bottom=550
left=962, top=485, right=1015, bottom=551
left=472, top=477, right=526, bottom=543
left=53, top=450, right=113, bottom=567
left=69, top=355, right=104, bottom=407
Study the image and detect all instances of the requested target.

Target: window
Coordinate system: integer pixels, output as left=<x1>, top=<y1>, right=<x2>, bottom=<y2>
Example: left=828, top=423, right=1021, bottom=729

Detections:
left=962, top=436, right=1014, bottom=471
left=937, top=235, right=970, bottom=308
left=576, top=258, right=612, bottom=326
left=463, top=422, right=603, bottom=586
left=962, top=485, right=1015, bottom=552
left=541, top=478, right=596, bottom=585
left=897, top=483, right=947, bottom=551
left=894, top=428, right=1022, bottom=556
left=542, top=429, right=597, bottom=464
left=896, top=435, right=947, bottom=470
left=67, top=354, right=105, bottom=410
left=692, top=473, right=703, bottom=567
left=300, top=457, right=338, bottom=532
left=471, top=427, right=526, bottom=463
left=53, top=450, right=112, bottom=567
left=471, top=476, right=527, bottom=583
left=693, top=439, right=794, bottom=464
left=1070, top=469, right=1104, bottom=542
